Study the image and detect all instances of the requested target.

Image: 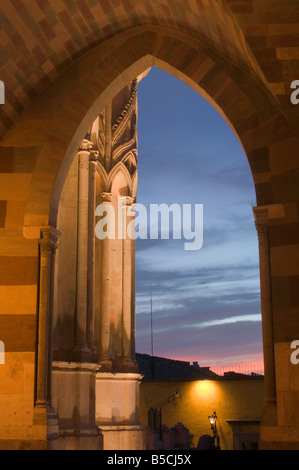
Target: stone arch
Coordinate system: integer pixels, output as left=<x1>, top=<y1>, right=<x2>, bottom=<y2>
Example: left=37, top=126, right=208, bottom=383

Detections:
left=11, top=25, right=291, bottom=234
left=1, top=21, right=298, bottom=451
left=109, top=162, right=133, bottom=197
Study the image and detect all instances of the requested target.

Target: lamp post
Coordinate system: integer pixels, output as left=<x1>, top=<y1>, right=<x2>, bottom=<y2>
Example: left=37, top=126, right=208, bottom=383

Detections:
left=208, top=411, right=220, bottom=450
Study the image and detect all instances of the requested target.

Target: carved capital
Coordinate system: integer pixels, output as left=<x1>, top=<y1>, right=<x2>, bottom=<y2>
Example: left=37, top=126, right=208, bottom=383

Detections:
left=79, top=138, right=94, bottom=152
left=253, top=206, right=269, bottom=235
left=90, top=150, right=99, bottom=163
left=39, top=226, right=61, bottom=253
left=125, top=196, right=135, bottom=206
left=101, top=192, right=113, bottom=203
left=117, top=196, right=136, bottom=207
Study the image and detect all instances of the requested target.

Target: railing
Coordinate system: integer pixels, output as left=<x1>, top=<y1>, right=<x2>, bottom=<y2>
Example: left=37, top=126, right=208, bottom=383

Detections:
left=209, top=362, right=264, bottom=376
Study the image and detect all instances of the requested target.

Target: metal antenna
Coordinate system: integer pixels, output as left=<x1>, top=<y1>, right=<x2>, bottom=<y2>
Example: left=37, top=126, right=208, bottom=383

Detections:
left=150, top=282, right=154, bottom=378
left=150, top=282, right=153, bottom=357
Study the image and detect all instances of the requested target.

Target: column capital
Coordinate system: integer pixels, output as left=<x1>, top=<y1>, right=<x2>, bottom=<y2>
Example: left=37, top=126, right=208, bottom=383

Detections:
left=101, top=192, right=113, bottom=203
left=89, top=150, right=99, bottom=163
left=117, top=196, right=136, bottom=207
left=253, top=203, right=288, bottom=228
left=39, top=226, right=61, bottom=251
left=253, top=206, right=269, bottom=226
left=124, top=196, right=135, bottom=206
left=79, top=138, right=95, bottom=153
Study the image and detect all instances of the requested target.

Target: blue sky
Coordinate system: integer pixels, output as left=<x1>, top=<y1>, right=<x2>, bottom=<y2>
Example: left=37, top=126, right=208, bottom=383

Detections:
left=134, top=67, right=263, bottom=369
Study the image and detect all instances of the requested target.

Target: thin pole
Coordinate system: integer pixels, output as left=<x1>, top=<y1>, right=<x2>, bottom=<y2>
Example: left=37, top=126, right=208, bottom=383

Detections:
left=150, top=282, right=154, bottom=378
left=150, top=283, right=153, bottom=358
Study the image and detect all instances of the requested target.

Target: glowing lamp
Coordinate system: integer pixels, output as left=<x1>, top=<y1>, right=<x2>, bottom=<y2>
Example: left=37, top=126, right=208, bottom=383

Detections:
left=208, top=411, right=220, bottom=450
left=208, top=411, right=217, bottom=429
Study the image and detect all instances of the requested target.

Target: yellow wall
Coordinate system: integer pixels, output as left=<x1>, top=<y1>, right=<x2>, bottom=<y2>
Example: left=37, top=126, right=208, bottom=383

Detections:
left=140, top=378, right=264, bottom=450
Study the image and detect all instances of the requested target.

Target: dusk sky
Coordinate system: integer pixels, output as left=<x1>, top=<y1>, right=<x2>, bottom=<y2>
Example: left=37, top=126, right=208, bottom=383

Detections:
left=134, top=67, right=264, bottom=372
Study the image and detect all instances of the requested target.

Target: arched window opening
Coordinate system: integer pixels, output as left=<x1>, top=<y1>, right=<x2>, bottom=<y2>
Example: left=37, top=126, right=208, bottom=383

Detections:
left=135, top=67, right=264, bottom=378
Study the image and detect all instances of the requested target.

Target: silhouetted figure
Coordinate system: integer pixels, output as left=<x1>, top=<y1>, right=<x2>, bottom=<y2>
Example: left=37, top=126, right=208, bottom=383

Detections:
left=196, top=435, right=215, bottom=450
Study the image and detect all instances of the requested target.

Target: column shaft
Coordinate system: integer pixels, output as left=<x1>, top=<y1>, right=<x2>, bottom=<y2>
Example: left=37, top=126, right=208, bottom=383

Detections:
left=122, top=200, right=136, bottom=367
left=36, top=226, right=60, bottom=408
left=257, top=223, right=276, bottom=403
left=253, top=207, right=276, bottom=424
left=87, top=155, right=98, bottom=359
left=100, top=194, right=113, bottom=368
left=74, top=141, right=93, bottom=361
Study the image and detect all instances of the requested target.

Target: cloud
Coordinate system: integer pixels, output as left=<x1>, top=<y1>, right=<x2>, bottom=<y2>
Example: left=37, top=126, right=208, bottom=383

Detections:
left=186, top=314, right=261, bottom=329
left=134, top=66, right=262, bottom=366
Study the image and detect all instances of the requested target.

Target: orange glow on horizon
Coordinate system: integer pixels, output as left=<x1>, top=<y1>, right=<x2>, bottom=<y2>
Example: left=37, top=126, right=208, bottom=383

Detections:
left=209, top=361, right=264, bottom=376
left=160, top=354, right=264, bottom=376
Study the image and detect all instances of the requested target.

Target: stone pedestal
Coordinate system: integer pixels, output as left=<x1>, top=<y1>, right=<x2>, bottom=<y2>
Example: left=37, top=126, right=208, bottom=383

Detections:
left=95, top=372, right=146, bottom=450
left=46, top=407, right=60, bottom=450
left=98, top=425, right=146, bottom=451
left=52, top=361, right=101, bottom=450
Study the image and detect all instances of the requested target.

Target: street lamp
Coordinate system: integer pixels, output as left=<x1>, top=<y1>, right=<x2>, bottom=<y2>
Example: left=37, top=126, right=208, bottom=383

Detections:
left=208, top=411, right=220, bottom=450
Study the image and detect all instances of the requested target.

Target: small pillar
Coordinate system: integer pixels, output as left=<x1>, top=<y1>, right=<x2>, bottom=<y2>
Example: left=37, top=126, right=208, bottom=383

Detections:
left=122, top=197, right=138, bottom=371
left=87, top=150, right=98, bottom=360
left=99, top=192, right=113, bottom=370
left=73, top=139, right=94, bottom=362
left=253, top=206, right=276, bottom=424
left=36, top=226, right=61, bottom=408
left=35, top=225, right=61, bottom=449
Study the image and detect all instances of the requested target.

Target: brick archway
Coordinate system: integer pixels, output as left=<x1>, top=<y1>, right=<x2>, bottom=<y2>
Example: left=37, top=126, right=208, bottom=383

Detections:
left=13, top=25, right=290, bottom=230
left=0, top=20, right=298, bottom=450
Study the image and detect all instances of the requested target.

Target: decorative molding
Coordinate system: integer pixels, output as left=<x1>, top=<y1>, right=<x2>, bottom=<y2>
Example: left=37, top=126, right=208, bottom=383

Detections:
left=111, top=79, right=138, bottom=146
left=101, top=192, right=113, bottom=203
left=90, top=150, right=99, bottom=163
left=112, top=138, right=136, bottom=163
left=79, top=138, right=95, bottom=152
left=39, top=226, right=61, bottom=252
left=83, top=81, right=138, bottom=199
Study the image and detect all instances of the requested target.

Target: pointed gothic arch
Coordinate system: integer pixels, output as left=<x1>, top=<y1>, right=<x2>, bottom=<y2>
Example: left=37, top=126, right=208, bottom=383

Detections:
left=0, top=15, right=298, bottom=450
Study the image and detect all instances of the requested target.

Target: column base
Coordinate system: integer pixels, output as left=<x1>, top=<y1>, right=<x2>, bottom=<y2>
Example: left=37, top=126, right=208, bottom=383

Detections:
left=58, top=428, right=100, bottom=450
left=119, top=358, right=140, bottom=373
left=98, top=358, right=113, bottom=372
left=96, top=372, right=146, bottom=450
left=46, top=407, right=60, bottom=450
left=32, top=405, right=60, bottom=450
left=72, top=345, right=93, bottom=362
left=98, top=425, right=146, bottom=450
left=52, top=361, right=101, bottom=450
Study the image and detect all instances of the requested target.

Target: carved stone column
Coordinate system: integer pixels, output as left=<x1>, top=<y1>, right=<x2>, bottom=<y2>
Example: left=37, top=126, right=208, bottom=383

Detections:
left=122, top=197, right=138, bottom=371
left=73, top=139, right=94, bottom=362
left=253, top=207, right=277, bottom=425
left=92, top=78, right=147, bottom=449
left=35, top=226, right=61, bottom=449
left=87, top=150, right=98, bottom=360
left=36, top=226, right=61, bottom=408
left=99, top=192, right=113, bottom=370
